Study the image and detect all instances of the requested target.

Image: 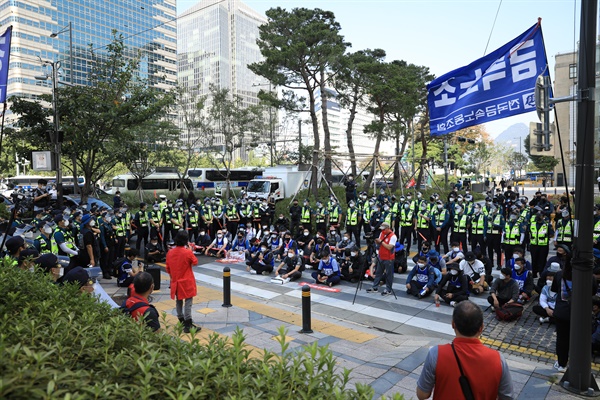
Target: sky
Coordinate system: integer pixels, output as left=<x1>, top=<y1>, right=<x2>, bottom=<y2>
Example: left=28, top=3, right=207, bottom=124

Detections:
left=177, top=0, right=583, bottom=138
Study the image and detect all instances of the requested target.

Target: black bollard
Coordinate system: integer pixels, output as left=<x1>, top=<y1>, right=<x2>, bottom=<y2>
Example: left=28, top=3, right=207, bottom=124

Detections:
left=222, top=266, right=232, bottom=308
left=300, top=285, right=313, bottom=333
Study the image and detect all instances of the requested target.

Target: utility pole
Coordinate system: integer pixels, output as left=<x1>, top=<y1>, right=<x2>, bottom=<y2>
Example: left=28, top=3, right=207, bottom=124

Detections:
left=563, top=0, right=599, bottom=395
left=443, top=137, right=448, bottom=188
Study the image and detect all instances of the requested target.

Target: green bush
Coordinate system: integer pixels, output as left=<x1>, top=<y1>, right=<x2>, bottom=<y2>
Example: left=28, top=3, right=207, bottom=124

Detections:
left=0, top=265, right=404, bottom=399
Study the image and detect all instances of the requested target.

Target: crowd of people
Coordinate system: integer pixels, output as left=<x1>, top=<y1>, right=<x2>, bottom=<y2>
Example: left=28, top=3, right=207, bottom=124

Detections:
left=7, top=177, right=600, bottom=371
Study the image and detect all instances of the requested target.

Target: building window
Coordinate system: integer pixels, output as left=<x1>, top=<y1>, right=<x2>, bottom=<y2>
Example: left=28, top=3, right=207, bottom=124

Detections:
left=569, top=63, right=577, bottom=79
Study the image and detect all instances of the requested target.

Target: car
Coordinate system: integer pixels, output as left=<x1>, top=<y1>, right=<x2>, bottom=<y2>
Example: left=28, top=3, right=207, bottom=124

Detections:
left=63, top=195, right=113, bottom=211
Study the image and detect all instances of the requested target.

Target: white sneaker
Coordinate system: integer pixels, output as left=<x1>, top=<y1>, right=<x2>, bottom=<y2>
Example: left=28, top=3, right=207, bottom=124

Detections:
left=249, top=269, right=257, bottom=275
left=282, top=277, right=291, bottom=284
left=450, top=301, right=456, bottom=307
left=539, top=317, right=550, bottom=324
left=553, top=361, right=567, bottom=372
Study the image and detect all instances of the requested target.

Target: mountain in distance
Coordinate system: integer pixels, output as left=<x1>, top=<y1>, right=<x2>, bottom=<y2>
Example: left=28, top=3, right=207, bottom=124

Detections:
left=493, top=123, right=529, bottom=147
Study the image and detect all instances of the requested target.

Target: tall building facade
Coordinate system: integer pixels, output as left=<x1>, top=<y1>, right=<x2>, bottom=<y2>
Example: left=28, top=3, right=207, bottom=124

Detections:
left=177, top=0, right=267, bottom=156
left=551, top=48, right=600, bottom=187
left=3, top=0, right=177, bottom=101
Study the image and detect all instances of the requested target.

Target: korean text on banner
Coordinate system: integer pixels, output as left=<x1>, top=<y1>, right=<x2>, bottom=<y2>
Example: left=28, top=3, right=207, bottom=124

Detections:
left=427, top=22, right=550, bottom=137
left=0, top=26, right=12, bottom=104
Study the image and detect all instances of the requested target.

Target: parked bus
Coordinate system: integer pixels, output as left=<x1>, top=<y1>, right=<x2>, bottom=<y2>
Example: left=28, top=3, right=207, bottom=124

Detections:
left=5, top=175, right=84, bottom=190
left=186, top=167, right=264, bottom=193
left=108, top=171, right=193, bottom=194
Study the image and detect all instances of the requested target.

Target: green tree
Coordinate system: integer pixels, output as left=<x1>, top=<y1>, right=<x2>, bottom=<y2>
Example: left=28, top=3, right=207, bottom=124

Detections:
left=333, top=49, right=386, bottom=176
left=524, top=133, right=559, bottom=172
left=250, top=7, right=349, bottom=197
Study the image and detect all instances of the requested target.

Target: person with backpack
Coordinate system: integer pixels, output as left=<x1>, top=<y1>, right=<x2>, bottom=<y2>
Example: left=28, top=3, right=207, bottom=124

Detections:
left=166, top=230, right=199, bottom=333
left=487, top=267, right=519, bottom=309
left=123, top=272, right=160, bottom=332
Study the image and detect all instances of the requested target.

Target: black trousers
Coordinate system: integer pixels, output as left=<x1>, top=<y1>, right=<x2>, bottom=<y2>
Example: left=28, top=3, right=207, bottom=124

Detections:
left=115, top=236, right=127, bottom=258
left=451, top=232, right=468, bottom=252
left=555, top=318, right=570, bottom=367
left=503, top=244, right=517, bottom=268
left=347, top=224, right=361, bottom=248
left=530, top=244, right=549, bottom=278
left=433, top=226, right=450, bottom=254
left=399, top=226, right=413, bottom=253
left=532, top=305, right=553, bottom=319
left=438, top=288, right=469, bottom=304
left=486, top=234, right=502, bottom=267
left=136, top=227, right=148, bottom=251
left=470, top=234, right=485, bottom=254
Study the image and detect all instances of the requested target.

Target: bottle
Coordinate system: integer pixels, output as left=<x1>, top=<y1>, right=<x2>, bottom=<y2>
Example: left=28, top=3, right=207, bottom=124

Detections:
left=420, top=288, right=427, bottom=297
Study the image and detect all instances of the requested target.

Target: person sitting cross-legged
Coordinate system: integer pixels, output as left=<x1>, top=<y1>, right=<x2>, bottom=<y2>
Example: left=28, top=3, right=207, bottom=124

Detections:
left=406, top=255, right=436, bottom=299
left=435, top=263, right=469, bottom=307
left=274, top=250, right=303, bottom=283
left=312, top=251, right=341, bottom=287
left=487, top=267, right=519, bottom=309
left=532, top=263, right=560, bottom=324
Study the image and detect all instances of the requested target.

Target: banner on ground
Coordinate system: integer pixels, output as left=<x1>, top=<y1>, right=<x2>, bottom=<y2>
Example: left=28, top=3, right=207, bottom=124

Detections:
left=427, top=21, right=550, bottom=137
left=0, top=26, right=12, bottom=104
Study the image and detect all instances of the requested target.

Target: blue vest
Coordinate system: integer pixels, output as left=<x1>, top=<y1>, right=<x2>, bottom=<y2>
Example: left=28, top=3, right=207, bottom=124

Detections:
left=511, top=269, right=528, bottom=290
left=416, top=266, right=429, bottom=284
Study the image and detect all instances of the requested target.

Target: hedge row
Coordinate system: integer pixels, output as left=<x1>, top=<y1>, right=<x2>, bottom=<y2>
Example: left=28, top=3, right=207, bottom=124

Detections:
left=0, top=264, right=405, bottom=399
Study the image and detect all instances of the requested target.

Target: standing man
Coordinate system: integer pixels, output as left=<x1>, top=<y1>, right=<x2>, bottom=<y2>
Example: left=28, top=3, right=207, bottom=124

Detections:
left=134, top=202, right=149, bottom=251
left=289, top=198, right=302, bottom=235
left=416, top=300, right=513, bottom=400
left=300, top=199, right=313, bottom=232
left=343, top=174, right=357, bottom=204
left=529, top=209, right=553, bottom=278
left=345, top=200, right=361, bottom=247
left=431, top=200, right=450, bottom=254
left=33, top=178, right=51, bottom=212
left=366, top=221, right=397, bottom=297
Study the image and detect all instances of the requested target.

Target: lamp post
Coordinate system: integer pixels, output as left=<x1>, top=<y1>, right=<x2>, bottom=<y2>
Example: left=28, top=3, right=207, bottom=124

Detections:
left=252, top=82, right=274, bottom=166
left=35, top=61, right=63, bottom=207
left=50, top=22, right=73, bottom=85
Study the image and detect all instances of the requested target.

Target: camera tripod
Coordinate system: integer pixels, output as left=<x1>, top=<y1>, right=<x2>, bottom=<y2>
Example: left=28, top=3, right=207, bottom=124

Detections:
left=352, top=240, right=397, bottom=304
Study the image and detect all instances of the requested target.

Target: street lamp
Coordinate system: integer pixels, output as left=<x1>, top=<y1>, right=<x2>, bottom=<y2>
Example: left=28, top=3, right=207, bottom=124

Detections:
left=50, top=22, right=73, bottom=85
left=252, top=82, right=274, bottom=166
left=35, top=60, right=64, bottom=207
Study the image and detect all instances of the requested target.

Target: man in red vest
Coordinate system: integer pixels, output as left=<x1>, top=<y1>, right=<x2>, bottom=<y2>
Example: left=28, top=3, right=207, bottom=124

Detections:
left=366, top=221, right=397, bottom=296
left=416, top=300, right=513, bottom=400
left=124, top=272, right=161, bottom=332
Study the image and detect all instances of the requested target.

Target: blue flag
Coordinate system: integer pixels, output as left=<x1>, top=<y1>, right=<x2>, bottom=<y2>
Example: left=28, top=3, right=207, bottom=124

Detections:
left=0, top=26, right=12, bottom=104
left=427, top=22, right=550, bottom=137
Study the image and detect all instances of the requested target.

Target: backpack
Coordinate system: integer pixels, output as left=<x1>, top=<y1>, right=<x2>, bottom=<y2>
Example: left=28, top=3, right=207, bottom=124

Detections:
left=112, top=257, right=127, bottom=275
left=495, top=302, right=523, bottom=322
left=120, top=298, right=155, bottom=317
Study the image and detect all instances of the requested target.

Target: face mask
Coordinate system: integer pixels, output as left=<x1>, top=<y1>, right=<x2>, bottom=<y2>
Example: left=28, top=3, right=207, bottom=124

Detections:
left=404, top=204, right=409, bottom=209
left=420, top=205, right=426, bottom=210
left=453, top=247, right=460, bottom=252
left=64, top=220, right=70, bottom=227
left=449, top=198, right=455, bottom=202
left=348, top=177, right=353, bottom=181
left=417, top=262, right=425, bottom=268
left=513, top=254, right=520, bottom=259
left=546, top=280, right=553, bottom=287
left=303, top=231, right=309, bottom=236
left=350, top=252, right=357, bottom=257
left=217, top=234, right=223, bottom=238
left=474, top=208, right=481, bottom=214
left=515, top=264, right=523, bottom=270
left=288, top=253, right=295, bottom=258
left=28, top=266, right=35, bottom=273
left=417, top=193, right=422, bottom=199
left=510, top=215, right=517, bottom=221
left=261, top=247, right=267, bottom=252
left=500, top=274, right=507, bottom=280
left=562, top=210, right=569, bottom=218
left=437, top=205, right=443, bottom=210
left=200, top=232, right=205, bottom=236
left=279, top=216, right=284, bottom=220
left=151, top=241, right=158, bottom=246
left=450, top=269, right=459, bottom=276
left=344, top=236, right=350, bottom=241
left=89, top=220, right=95, bottom=227
left=407, top=196, right=412, bottom=200
left=384, top=205, right=390, bottom=211
left=271, top=235, right=277, bottom=239
left=44, top=227, right=52, bottom=234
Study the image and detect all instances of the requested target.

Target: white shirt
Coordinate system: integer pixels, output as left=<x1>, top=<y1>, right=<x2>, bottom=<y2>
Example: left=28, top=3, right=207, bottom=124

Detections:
left=459, top=259, right=485, bottom=279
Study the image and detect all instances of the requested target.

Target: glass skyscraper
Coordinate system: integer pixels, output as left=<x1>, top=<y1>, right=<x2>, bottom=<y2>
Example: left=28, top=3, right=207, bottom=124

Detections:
left=2, top=0, right=177, bottom=100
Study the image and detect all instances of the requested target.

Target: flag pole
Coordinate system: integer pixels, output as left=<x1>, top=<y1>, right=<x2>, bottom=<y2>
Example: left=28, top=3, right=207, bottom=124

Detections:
left=0, top=102, right=6, bottom=159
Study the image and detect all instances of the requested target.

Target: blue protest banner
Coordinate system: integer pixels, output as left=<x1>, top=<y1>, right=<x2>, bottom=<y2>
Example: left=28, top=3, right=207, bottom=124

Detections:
left=0, top=26, right=12, bottom=104
left=427, top=21, right=550, bottom=137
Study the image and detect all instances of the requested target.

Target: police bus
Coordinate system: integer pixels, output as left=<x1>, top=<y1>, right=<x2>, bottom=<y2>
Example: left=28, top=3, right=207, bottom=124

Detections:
left=186, top=167, right=264, bottom=194
left=108, top=169, right=193, bottom=194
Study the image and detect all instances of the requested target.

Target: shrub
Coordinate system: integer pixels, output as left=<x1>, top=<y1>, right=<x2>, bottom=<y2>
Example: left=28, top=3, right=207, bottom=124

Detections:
left=0, top=265, right=402, bottom=399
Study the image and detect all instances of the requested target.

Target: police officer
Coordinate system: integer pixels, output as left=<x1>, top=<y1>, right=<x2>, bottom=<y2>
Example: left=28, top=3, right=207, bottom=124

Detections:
left=469, top=203, right=487, bottom=254
left=224, top=198, right=240, bottom=237
left=238, top=198, right=253, bottom=227
left=345, top=200, right=361, bottom=247
left=343, top=174, right=357, bottom=204
left=114, top=208, right=129, bottom=258
left=529, top=208, right=553, bottom=278
left=187, top=204, right=200, bottom=243
left=416, top=201, right=431, bottom=251
left=328, top=198, right=342, bottom=233
left=201, top=198, right=213, bottom=238
left=486, top=205, right=504, bottom=270
left=594, top=204, right=600, bottom=251
left=289, top=198, right=302, bottom=235
left=451, top=204, right=469, bottom=252
left=502, top=209, right=524, bottom=267
left=314, top=200, right=328, bottom=234
left=34, top=223, right=57, bottom=254
left=300, top=199, right=313, bottom=232
left=134, top=202, right=149, bottom=251
left=431, top=200, right=450, bottom=254
left=170, top=202, right=185, bottom=239
left=399, top=201, right=415, bottom=254
left=553, top=207, right=573, bottom=250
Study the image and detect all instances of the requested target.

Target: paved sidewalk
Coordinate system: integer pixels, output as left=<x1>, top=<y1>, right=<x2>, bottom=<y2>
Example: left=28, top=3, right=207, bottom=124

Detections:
left=100, top=259, right=599, bottom=400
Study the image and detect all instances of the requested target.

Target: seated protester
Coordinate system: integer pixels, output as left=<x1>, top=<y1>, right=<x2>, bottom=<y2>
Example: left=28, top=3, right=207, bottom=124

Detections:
left=335, top=232, right=355, bottom=258
left=340, top=246, right=364, bottom=283
left=593, top=296, right=600, bottom=352
left=312, top=251, right=341, bottom=287
left=309, top=235, right=328, bottom=269
left=460, top=251, right=488, bottom=294
left=245, top=237, right=262, bottom=262
left=229, top=230, right=251, bottom=255
left=145, top=235, right=165, bottom=263
left=259, top=228, right=271, bottom=246
left=17, top=248, right=40, bottom=271
left=427, top=250, right=446, bottom=275
left=508, top=247, right=532, bottom=272
left=4, top=236, right=27, bottom=267
left=274, top=213, right=289, bottom=232
left=124, top=271, right=160, bottom=332
left=279, top=231, right=298, bottom=259
left=296, top=228, right=314, bottom=255
left=244, top=223, right=257, bottom=242
left=512, top=257, right=534, bottom=303
left=117, top=248, right=142, bottom=287
left=487, top=267, right=520, bottom=309
left=536, top=244, right=569, bottom=294
left=405, top=255, right=436, bottom=299
left=412, top=241, right=432, bottom=264
left=268, top=231, right=282, bottom=259
left=443, top=241, right=464, bottom=264
left=533, top=263, right=560, bottom=324
left=194, top=229, right=212, bottom=253
left=475, top=247, right=494, bottom=285
left=435, top=263, right=469, bottom=307
left=274, top=249, right=303, bottom=283
left=326, top=226, right=341, bottom=250
left=246, top=243, right=274, bottom=275
left=62, top=266, right=95, bottom=294
left=205, top=230, right=228, bottom=257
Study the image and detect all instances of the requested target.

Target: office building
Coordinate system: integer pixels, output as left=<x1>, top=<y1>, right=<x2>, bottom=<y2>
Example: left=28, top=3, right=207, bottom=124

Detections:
left=177, top=0, right=267, bottom=157
left=3, top=0, right=177, bottom=102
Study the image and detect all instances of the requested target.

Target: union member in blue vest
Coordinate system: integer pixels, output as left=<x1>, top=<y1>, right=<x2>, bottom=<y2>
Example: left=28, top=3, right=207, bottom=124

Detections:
left=312, top=252, right=341, bottom=287
left=406, top=255, right=436, bottom=299
left=435, top=263, right=469, bottom=307
left=511, top=257, right=534, bottom=303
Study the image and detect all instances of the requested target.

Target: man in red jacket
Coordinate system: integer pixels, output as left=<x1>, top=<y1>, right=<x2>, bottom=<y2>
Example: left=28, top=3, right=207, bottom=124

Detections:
left=416, top=300, right=513, bottom=400
left=166, top=230, right=199, bottom=333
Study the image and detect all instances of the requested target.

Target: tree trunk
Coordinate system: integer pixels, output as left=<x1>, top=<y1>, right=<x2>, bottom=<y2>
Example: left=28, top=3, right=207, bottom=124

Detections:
left=345, top=87, right=359, bottom=176
left=416, top=122, right=427, bottom=189
left=392, top=130, right=401, bottom=191
left=362, top=111, right=384, bottom=192
left=319, top=73, right=332, bottom=183
left=308, top=90, right=320, bottom=199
